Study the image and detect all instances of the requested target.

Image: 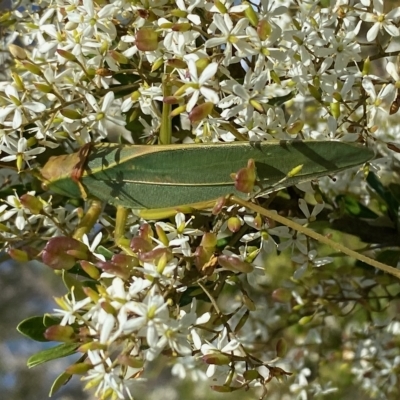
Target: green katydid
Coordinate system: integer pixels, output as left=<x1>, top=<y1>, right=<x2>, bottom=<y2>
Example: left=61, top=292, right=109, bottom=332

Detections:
left=41, top=140, right=373, bottom=213
left=40, top=140, right=400, bottom=280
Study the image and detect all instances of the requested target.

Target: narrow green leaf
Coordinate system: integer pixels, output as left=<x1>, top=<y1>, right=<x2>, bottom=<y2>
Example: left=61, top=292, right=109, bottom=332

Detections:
left=49, top=372, right=72, bottom=397
left=27, top=343, right=79, bottom=368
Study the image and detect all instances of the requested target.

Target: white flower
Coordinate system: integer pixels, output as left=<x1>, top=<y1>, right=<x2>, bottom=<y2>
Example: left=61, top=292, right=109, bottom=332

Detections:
left=0, top=137, right=45, bottom=168
left=85, top=92, right=126, bottom=137
left=205, top=14, right=253, bottom=66
left=360, top=0, right=400, bottom=42
left=177, top=59, right=219, bottom=111
left=0, top=86, right=46, bottom=129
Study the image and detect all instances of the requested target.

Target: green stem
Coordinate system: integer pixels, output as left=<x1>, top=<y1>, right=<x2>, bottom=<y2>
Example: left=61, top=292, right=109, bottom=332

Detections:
left=232, top=196, right=400, bottom=280
left=73, top=199, right=102, bottom=240
left=160, top=74, right=172, bottom=145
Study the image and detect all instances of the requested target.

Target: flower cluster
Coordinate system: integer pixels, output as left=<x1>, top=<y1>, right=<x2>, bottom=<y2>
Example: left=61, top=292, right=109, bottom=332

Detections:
left=1, top=0, right=400, bottom=398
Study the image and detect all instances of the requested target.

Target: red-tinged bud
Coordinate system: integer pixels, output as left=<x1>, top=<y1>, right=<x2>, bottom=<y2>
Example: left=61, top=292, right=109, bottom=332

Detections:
left=8, top=248, right=29, bottom=262
left=202, top=352, right=231, bottom=365
left=139, top=223, right=153, bottom=240
left=163, top=96, right=180, bottom=104
left=118, top=355, right=144, bottom=368
left=111, top=254, right=139, bottom=269
left=135, top=28, right=159, bottom=51
left=95, top=260, right=130, bottom=280
left=218, top=254, right=253, bottom=273
left=33, top=82, right=53, bottom=93
left=189, top=102, right=214, bottom=123
left=244, top=2, right=258, bottom=26
left=257, top=19, right=272, bottom=41
left=65, top=362, right=91, bottom=375
left=172, top=22, right=191, bottom=32
left=130, top=237, right=153, bottom=254
left=272, top=288, right=292, bottom=303
left=138, top=247, right=171, bottom=263
left=200, top=232, right=217, bottom=248
left=42, top=237, right=90, bottom=270
left=167, top=59, right=187, bottom=69
left=9, top=44, right=27, bottom=59
left=227, top=216, right=242, bottom=233
left=21, top=61, right=42, bottom=76
left=212, top=196, right=227, bottom=215
left=194, top=245, right=214, bottom=272
left=44, top=325, right=75, bottom=342
left=20, top=194, right=43, bottom=214
left=80, top=261, right=100, bottom=280
left=233, top=158, right=256, bottom=193
left=60, top=108, right=83, bottom=120
left=276, top=338, right=287, bottom=358
left=286, top=120, right=304, bottom=135
left=243, top=369, right=261, bottom=381
left=57, top=49, right=77, bottom=61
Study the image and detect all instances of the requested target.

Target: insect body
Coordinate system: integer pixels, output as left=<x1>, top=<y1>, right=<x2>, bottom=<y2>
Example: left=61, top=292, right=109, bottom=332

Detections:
left=41, top=140, right=374, bottom=212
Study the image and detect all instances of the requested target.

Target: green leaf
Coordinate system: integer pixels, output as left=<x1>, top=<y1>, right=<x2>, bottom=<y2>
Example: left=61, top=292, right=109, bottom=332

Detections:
left=27, top=343, right=79, bottom=368
left=17, top=315, right=58, bottom=342
left=367, top=172, right=400, bottom=219
left=49, top=372, right=72, bottom=397
left=336, top=194, right=379, bottom=218
left=376, top=249, right=400, bottom=268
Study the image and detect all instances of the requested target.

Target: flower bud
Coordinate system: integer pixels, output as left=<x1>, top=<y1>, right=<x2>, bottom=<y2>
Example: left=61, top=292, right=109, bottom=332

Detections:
left=33, top=82, right=53, bottom=93
left=286, top=120, right=304, bottom=135
left=135, top=28, right=159, bottom=51
left=189, top=102, right=214, bottom=123
left=172, top=22, right=191, bottom=32
left=60, top=109, right=83, bottom=120
left=42, top=237, right=91, bottom=270
left=227, top=216, right=242, bottom=233
left=44, top=325, right=75, bottom=342
left=21, top=61, right=42, bottom=76
left=272, top=288, right=292, bottom=303
left=9, top=44, right=27, bottom=59
left=233, top=158, right=256, bottom=193
left=244, top=1, right=258, bottom=26
left=8, top=248, right=30, bottom=263
left=80, top=261, right=100, bottom=280
left=202, top=352, right=231, bottom=365
left=167, top=59, right=187, bottom=69
left=276, top=338, right=287, bottom=357
left=57, top=49, right=77, bottom=62
left=65, top=362, right=91, bottom=375
left=257, top=19, right=271, bottom=41
left=20, top=194, right=43, bottom=214
left=218, top=254, right=253, bottom=273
